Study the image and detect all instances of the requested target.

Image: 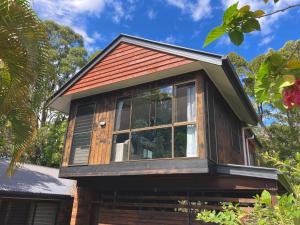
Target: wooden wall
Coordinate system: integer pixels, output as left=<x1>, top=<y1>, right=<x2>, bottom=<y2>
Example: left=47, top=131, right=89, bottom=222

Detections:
left=64, top=42, right=195, bottom=95
left=62, top=72, right=206, bottom=167
left=62, top=70, right=248, bottom=167
left=205, top=79, right=245, bottom=165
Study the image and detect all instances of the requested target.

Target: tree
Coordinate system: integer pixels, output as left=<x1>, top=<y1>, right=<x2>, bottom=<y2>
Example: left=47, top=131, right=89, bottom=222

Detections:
left=204, top=1, right=300, bottom=110
left=229, top=47, right=300, bottom=194
left=25, top=20, right=88, bottom=167
left=37, top=20, right=88, bottom=126
left=0, top=0, right=48, bottom=174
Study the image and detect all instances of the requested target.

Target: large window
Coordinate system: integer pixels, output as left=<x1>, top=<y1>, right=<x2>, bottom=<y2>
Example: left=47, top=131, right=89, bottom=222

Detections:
left=111, top=82, right=197, bottom=162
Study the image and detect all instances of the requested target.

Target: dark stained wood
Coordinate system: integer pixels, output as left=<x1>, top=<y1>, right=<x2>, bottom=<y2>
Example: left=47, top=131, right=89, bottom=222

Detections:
left=205, top=79, right=244, bottom=165
left=75, top=173, right=278, bottom=192
left=59, top=158, right=210, bottom=178
left=196, top=72, right=206, bottom=159
left=63, top=72, right=207, bottom=167
left=96, top=194, right=256, bottom=204
left=87, top=185, right=271, bottom=225
left=64, top=42, right=195, bottom=95
left=62, top=103, right=77, bottom=166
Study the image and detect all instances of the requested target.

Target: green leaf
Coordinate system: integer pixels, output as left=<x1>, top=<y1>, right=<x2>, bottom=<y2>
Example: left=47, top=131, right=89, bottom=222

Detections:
left=278, top=74, right=295, bottom=92
left=260, top=190, right=272, bottom=206
left=242, top=18, right=261, bottom=33
left=239, top=5, right=250, bottom=14
left=254, top=10, right=265, bottom=17
left=203, top=26, right=225, bottom=47
left=228, top=30, right=244, bottom=46
left=269, top=53, right=284, bottom=66
left=223, top=2, right=239, bottom=25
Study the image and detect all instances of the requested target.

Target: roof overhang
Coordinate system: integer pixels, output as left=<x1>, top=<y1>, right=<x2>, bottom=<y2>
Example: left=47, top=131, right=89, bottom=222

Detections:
left=216, top=164, right=295, bottom=195
left=47, top=34, right=258, bottom=125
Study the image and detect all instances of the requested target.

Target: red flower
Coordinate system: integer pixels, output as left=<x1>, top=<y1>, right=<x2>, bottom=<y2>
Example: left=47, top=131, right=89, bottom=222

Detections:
left=282, top=78, right=300, bottom=109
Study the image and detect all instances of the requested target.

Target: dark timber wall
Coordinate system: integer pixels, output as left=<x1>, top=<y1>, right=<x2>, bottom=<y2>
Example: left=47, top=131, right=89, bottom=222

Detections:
left=205, top=79, right=244, bottom=165
left=62, top=72, right=207, bottom=167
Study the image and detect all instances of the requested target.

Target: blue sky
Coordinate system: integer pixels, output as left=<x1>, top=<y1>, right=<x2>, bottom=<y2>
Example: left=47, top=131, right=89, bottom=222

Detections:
left=32, top=0, right=300, bottom=61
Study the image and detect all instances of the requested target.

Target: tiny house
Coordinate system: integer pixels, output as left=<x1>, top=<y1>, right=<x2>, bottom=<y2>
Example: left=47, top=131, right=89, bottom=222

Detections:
left=48, top=34, right=293, bottom=225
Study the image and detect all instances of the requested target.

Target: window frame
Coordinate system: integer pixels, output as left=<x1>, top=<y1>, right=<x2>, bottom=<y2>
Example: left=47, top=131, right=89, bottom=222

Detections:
left=68, top=102, right=96, bottom=166
left=111, top=79, right=198, bottom=162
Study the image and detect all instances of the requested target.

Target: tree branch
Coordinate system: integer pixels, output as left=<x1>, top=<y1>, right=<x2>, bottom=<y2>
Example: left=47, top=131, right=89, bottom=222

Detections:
left=258, top=4, right=300, bottom=18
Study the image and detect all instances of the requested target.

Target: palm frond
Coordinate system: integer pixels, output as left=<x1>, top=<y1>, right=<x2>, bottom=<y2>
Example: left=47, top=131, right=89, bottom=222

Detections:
left=0, top=0, right=49, bottom=175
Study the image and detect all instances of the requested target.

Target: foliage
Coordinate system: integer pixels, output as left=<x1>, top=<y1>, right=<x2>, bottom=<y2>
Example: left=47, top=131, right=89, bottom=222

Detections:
left=204, top=2, right=263, bottom=47
left=36, top=20, right=88, bottom=126
left=197, top=190, right=300, bottom=225
left=229, top=41, right=300, bottom=190
left=0, top=18, right=89, bottom=169
left=0, top=0, right=48, bottom=174
left=197, top=202, right=244, bottom=225
left=254, top=50, right=300, bottom=109
left=26, top=121, right=67, bottom=168
left=204, top=1, right=300, bottom=110
left=26, top=20, right=88, bottom=167
left=88, top=50, right=102, bottom=61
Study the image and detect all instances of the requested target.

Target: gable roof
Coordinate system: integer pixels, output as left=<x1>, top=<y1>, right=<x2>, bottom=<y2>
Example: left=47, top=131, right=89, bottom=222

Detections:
left=0, top=161, right=75, bottom=197
left=47, top=34, right=258, bottom=125
left=64, top=42, right=195, bottom=95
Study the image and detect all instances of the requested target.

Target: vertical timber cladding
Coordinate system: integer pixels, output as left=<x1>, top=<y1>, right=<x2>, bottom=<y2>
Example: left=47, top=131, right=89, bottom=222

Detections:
left=63, top=72, right=207, bottom=166
left=89, top=95, right=116, bottom=165
left=205, top=79, right=244, bottom=165
left=62, top=104, right=77, bottom=166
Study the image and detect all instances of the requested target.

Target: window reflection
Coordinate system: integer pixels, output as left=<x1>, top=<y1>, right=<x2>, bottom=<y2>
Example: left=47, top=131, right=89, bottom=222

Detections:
left=111, top=133, right=129, bottom=162
left=130, top=128, right=172, bottom=160
left=176, top=83, right=196, bottom=122
left=174, top=125, right=197, bottom=157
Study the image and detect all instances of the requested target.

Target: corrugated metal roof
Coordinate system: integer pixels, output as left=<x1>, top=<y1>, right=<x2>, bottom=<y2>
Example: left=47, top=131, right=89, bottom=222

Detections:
left=0, top=161, right=75, bottom=197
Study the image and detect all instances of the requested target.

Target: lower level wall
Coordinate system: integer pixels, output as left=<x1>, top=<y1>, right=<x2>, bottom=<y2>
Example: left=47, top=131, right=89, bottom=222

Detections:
left=70, top=186, right=96, bottom=225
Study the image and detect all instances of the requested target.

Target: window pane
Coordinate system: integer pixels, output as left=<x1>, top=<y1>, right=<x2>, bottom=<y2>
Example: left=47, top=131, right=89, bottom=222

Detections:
left=114, top=97, right=131, bottom=131
left=70, top=103, right=95, bottom=165
left=131, top=92, right=151, bottom=128
left=150, top=86, right=172, bottom=126
left=111, top=133, right=129, bottom=162
left=70, top=132, right=92, bottom=164
left=175, top=83, right=196, bottom=122
left=231, top=122, right=242, bottom=152
left=174, top=125, right=197, bottom=157
left=130, top=128, right=172, bottom=160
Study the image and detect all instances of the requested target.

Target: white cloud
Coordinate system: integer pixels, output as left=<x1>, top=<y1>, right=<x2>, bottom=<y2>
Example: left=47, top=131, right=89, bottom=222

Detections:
left=216, top=35, right=231, bottom=46
left=147, top=9, right=157, bottom=20
left=258, top=35, right=274, bottom=46
left=32, top=0, right=136, bottom=51
left=165, top=0, right=212, bottom=21
left=221, top=0, right=299, bottom=35
left=163, top=35, right=178, bottom=44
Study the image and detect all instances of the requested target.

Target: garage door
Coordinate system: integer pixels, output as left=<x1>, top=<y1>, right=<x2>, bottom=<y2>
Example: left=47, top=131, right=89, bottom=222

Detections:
left=32, top=202, right=58, bottom=225
left=0, top=199, right=58, bottom=225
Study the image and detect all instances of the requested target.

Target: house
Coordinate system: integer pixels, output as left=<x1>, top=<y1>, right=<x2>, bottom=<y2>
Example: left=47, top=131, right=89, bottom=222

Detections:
left=47, top=34, right=294, bottom=225
left=0, top=161, right=74, bottom=225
